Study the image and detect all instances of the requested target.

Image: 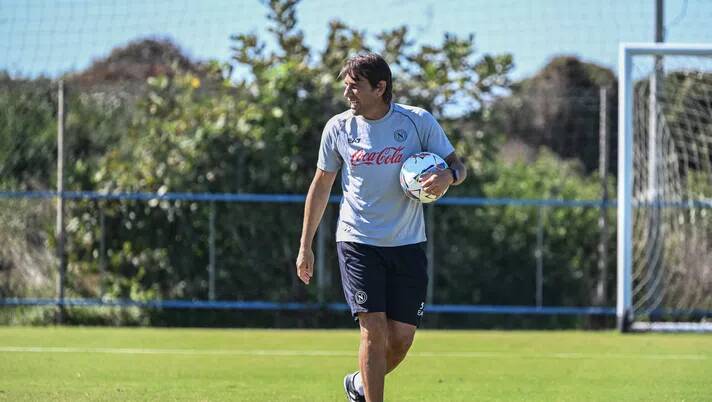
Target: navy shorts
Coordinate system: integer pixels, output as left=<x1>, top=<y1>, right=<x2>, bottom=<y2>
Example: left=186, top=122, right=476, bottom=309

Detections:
left=337, top=241, right=428, bottom=326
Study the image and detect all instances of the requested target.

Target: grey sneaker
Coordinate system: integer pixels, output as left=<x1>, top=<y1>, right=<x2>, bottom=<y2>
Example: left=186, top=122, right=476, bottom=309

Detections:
left=343, top=371, right=365, bottom=402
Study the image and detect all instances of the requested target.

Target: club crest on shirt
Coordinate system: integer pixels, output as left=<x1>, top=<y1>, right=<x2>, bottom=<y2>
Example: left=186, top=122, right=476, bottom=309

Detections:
left=393, top=129, right=408, bottom=143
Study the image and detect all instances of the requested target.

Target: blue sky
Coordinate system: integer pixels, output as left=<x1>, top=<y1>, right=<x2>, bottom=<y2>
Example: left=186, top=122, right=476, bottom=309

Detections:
left=1, top=0, right=711, bottom=80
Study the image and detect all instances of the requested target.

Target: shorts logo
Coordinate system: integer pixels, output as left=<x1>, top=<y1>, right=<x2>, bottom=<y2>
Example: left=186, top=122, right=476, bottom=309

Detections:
left=393, top=129, right=408, bottom=143
left=417, top=302, right=425, bottom=317
left=354, top=290, right=368, bottom=305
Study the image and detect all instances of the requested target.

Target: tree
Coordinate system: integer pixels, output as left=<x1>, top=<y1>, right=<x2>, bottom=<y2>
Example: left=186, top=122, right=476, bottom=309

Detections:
left=492, top=56, right=617, bottom=173
left=0, top=75, right=56, bottom=190
left=433, top=150, right=613, bottom=311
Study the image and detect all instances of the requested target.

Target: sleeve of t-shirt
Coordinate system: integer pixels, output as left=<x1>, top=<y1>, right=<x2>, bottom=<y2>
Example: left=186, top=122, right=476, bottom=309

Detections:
left=421, top=111, right=455, bottom=159
left=316, top=118, right=343, bottom=172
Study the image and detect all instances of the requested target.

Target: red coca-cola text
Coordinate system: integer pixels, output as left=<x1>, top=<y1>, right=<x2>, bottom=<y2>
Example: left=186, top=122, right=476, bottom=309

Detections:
left=350, top=146, right=405, bottom=166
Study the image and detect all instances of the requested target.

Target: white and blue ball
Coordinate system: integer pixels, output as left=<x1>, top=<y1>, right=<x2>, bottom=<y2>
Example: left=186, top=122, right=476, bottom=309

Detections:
left=399, top=152, right=449, bottom=203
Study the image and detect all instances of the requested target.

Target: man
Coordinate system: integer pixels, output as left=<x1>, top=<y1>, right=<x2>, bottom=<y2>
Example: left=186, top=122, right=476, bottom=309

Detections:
left=296, top=53, right=466, bottom=402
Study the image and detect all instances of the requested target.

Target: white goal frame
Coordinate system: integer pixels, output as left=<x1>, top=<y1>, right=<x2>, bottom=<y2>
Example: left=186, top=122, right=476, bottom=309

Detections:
left=617, top=42, right=712, bottom=332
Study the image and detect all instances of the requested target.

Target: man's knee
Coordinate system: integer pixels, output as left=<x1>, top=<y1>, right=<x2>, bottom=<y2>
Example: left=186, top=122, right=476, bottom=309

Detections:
left=387, top=320, right=416, bottom=359
left=358, top=312, right=388, bottom=348
left=388, top=331, right=414, bottom=357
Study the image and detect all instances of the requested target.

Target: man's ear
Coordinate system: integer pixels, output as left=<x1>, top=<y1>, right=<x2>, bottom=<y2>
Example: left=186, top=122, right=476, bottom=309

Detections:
left=376, top=80, right=386, bottom=96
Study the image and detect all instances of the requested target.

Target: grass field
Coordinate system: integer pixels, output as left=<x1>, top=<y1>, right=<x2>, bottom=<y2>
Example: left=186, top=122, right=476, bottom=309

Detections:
left=0, top=327, right=710, bottom=401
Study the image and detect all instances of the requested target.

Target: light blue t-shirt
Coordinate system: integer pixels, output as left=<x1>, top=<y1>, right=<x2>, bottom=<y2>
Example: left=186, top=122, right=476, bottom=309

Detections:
left=317, top=103, right=455, bottom=247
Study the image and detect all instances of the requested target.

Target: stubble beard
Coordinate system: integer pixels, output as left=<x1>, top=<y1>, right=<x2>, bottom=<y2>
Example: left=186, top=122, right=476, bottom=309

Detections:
left=349, top=100, right=361, bottom=115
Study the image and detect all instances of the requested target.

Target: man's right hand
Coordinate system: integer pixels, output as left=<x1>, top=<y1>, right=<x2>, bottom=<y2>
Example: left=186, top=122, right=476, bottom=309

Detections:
left=296, top=247, right=314, bottom=285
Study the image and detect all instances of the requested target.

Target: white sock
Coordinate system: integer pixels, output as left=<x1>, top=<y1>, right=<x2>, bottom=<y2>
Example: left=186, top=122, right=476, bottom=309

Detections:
left=353, top=371, right=364, bottom=396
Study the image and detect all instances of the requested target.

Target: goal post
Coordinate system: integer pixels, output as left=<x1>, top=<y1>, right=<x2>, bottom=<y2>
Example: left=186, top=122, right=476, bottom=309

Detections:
left=618, top=43, right=712, bottom=332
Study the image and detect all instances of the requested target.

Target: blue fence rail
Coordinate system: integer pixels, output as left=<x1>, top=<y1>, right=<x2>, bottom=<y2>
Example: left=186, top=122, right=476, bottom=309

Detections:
left=0, top=190, right=618, bottom=207
left=2, top=190, right=709, bottom=208
left=0, top=298, right=617, bottom=316
left=6, top=298, right=710, bottom=318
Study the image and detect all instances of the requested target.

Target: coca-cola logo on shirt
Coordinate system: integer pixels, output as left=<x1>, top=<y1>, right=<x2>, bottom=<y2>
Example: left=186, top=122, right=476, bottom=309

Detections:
left=350, top=146, right=405, bottom=166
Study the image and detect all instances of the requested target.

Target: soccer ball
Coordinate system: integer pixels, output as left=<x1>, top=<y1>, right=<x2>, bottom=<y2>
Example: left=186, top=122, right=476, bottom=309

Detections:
left=399, top=152, right=449, bottom=203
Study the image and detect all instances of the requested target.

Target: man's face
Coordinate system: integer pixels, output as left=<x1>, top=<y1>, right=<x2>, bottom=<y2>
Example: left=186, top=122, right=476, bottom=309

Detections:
left=343, top=74, right=384, bottom=116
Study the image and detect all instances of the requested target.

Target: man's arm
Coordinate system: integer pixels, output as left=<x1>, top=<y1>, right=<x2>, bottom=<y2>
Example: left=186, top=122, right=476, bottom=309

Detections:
left=296, top=168, right=338, bottom=285
left=444, top=152, right=467, bottom=186
left=420, top=152, right=467, bottom=196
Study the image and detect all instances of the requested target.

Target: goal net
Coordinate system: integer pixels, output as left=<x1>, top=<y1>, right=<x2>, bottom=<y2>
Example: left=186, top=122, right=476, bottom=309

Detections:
left=618, top=43, right=712, bottom=332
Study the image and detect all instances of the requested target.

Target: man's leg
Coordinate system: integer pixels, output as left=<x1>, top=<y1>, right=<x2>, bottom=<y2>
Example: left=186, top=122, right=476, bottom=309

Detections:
left=349, top=242, right=427, bottom=401
left=358, top=312, right=388, bottom=402
left=383, top=242, right=427, bottom=374
left=338, top=242, right=388, bottom=402
left=385, top=319, right=416, bottom=374
left=355, top=315, right=418, bottom=402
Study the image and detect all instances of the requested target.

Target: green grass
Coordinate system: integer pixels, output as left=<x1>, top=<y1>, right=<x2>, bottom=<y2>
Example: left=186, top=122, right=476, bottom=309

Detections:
left=0, top=327, right=710, bottom=401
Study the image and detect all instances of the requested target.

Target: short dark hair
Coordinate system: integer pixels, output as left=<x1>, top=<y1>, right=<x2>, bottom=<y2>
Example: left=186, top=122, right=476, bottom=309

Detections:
left=339, top=53, right=393, bottom=104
